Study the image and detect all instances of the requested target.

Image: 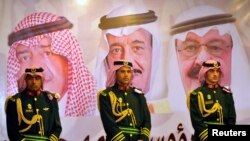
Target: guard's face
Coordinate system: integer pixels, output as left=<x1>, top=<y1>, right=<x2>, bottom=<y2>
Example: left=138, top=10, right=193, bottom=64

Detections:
left=16, top=37, right=68, bottom=99
left=25, top=74, right=43, bottom=92
left=205, top=68, right=221, bottom=85
left=115, top=66, right=133, bottom=86
left=106, top=29, right=152, bottom=93
left=175, top=29, right=232, bottom=93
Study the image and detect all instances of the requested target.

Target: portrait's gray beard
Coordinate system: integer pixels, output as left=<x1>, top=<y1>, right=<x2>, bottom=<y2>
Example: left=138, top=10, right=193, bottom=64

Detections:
left=188, top=63, right=202, bottom=78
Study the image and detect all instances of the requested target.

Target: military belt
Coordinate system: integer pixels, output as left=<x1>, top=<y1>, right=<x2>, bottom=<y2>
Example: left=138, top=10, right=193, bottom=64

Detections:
left=119, top=126, right=140, bottom=135
left=204, top=121, right=224, bottom=125
left=23, top=134, right=48, bottom=141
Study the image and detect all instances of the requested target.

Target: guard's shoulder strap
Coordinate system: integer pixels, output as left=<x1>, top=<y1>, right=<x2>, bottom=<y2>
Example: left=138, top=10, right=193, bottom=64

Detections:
left=222, top=86, right=232, bottom=94
left=98, top=90, right=108, bottom=96
left=5, top=93, right=20, bottom=112
left=6, top=93, right=20, bottom=102
left=44, top=91, right=60, bottom=100
left=133, top=87, right=144, bottom=94
left=187, top=89, right=201, bottom=110
left=97, top=89, right=110, bottom=111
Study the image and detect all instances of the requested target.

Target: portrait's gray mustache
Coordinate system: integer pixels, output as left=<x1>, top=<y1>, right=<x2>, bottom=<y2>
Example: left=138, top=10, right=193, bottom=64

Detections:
left=188, top=64, right=201, bottom=78
left=133, top=69, right=142, bottom=74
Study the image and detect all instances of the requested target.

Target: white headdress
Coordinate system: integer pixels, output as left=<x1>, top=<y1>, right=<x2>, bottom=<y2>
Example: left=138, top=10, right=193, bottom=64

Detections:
left=95, top=3, right=166, bottom=101
left=167, top=5, right=250, bottom=122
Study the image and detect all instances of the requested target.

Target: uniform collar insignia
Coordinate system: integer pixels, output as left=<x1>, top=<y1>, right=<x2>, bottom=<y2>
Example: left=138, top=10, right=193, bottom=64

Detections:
left=208, top=84, right=218, bottom=89
left=118, top=85, right=130, bottom=91
left=27, top=90, right=41, bottom=96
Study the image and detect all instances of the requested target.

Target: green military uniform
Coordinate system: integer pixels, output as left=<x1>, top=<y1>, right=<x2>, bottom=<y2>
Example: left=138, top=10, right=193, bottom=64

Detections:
left=6, top=89, right=62, bottom=141
left=187, top=83, right=236, bottom=141
left=98, top=83, right=151, bottom=141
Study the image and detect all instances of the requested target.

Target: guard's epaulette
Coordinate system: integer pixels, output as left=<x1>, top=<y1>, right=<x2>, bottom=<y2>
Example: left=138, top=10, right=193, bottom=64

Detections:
left=6, top=96, right=15, bottom=102
left=190, top=90, right=197, bottom=95
left=98, top=90, right=107, bottom=96
left=6, top=93, right=20, bottom=102
left=5, top=94, right=17, bottom=113
left=46, top=91, right=60, bottom=100
left=134, top=88, right=143, bottom=94
left=222, top=86, right=232, bottom=94
left=5, top=94, right=19, bottom=112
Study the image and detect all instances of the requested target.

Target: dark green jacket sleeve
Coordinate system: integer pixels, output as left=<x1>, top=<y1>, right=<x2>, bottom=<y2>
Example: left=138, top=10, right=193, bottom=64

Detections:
left=139, top=95, right=151, bottom=141
left=49, top=98, right=62, bottom=141
left=98, top=92, right=126, bottom=141
left=6, top=97, right=25, bottom=141
left=189, top=92, right=208, bottom=141
left=225, top=91, right=236, bottom=125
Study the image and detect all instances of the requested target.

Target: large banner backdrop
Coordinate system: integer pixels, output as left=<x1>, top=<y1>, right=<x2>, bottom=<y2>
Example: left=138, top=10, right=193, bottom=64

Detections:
left=0, top=0, right=250, bottom=140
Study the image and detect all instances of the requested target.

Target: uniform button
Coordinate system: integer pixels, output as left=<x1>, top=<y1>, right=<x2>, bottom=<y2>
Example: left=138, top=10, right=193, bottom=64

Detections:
left=125, top=92, right=127, bottom=96
left=130, top=134, right=132, bottom=137
left=130, top=123, right=132, bottom=126
left=118, top=98, right=122, bottom=103
left=34, top=98, right=37, bottom=101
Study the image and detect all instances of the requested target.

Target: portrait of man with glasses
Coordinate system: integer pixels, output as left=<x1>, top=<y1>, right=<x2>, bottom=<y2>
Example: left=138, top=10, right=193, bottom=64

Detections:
left=175, top=28, right=232, bottom=93
left=167, top=5, right=250, bottom=123
left=169, top=6, right=234, bottom=95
